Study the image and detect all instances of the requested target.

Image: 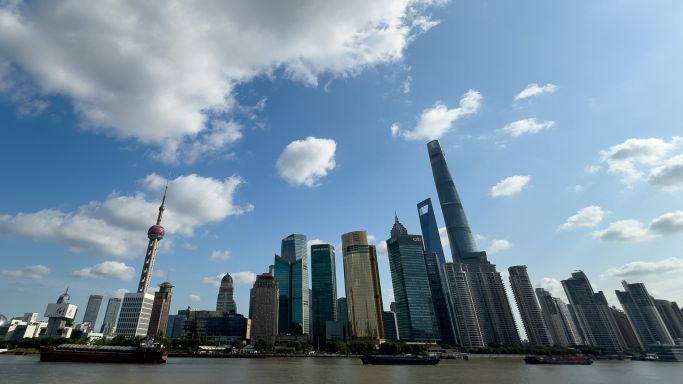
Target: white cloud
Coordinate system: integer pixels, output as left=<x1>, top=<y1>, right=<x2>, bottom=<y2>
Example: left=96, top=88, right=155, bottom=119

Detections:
left=585, top=165, right=602, bottom=174
left=73, top=261, right=135, bottom=280
left=210, top=249, right=232, bottom=262
left=189, top=294, right=201, bottom=302
left=112, top=288, right=129, bottom=298
left=490, top=175, right=531, bottom=197
left=232, top=271, right=257, bottom=285
left=202, top=273, right=227, bottom=288
left=599, top=137, right=681, bottom=183
left=648, top=154, right=683, bottom=191
left=486, top=239, right=512, bottom=255
left=502, top=118, right=555, bottom=137
left=603, top=257, right=683, bottom=278
left=0, top=1, right=443, bottom=163
left=560, top=206, right=605, bottom=231
left=276, top=137, right=336, bottom=187
left=594, top=211, right=683, bottom=241
left=394, top=89, right=482, bottom=140
left=514, top=83, right=558, bottom=101
left=0, top=264, right=50, bottom=279
left=536, top=277, right=567, bottom=302
left=376, top=240, right=388, bottom=257
left=438, top=227, right=451, bottom=256
left=0, top=173, right=251, bottom=258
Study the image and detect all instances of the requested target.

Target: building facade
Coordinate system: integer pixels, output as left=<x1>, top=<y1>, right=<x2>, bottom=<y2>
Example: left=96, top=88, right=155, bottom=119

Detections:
left=82, top=295, right=103, bottom=327
left=443, top=262, right=485, bottom=347
left=184, top=311, right=249, bottom=343
left=250, top=273, right=279, bottom=343
left=100, top=297, right=121, bottom=335
left=310, top=244, right=338, bottom=348
left=274, top=234, right=309, bottom=336
left=216, top=273, right=237, bottom=313
left=535, top=288, right=580, bottom=346
left=508, top=266, right=553, bottom=346
left=616, top=281, right=674, bottom=348
left=147, top=282, right=174, bottom=338
left=654, top=299, right=683, bottom=340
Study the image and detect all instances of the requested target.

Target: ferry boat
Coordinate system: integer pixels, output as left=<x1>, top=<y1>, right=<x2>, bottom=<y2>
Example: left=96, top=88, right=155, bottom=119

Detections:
left=40, top=342, right=167, bottom=364
left=360, top=354, right=441, bottom=365
left=524, top=355, right=593, bottom=365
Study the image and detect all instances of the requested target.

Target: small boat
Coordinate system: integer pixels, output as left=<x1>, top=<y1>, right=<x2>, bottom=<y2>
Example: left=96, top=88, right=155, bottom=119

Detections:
left=40, top=341, right=167, bottom=364
left=524, top=355, right=593, bottom=365
left=360, top=354, right=440, bottom=365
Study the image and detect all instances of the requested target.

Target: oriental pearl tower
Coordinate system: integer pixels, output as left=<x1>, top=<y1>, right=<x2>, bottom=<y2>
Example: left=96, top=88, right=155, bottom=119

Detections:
left=137, top=186, right=167, bottom=294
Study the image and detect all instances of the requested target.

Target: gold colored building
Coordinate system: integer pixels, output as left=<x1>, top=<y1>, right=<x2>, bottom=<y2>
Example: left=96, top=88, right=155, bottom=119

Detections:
left=341, top=231, right=384, bottom=341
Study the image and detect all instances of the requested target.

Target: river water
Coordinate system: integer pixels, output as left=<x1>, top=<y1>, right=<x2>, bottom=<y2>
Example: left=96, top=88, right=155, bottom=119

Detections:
left=1, top=355, right=680, bottom=383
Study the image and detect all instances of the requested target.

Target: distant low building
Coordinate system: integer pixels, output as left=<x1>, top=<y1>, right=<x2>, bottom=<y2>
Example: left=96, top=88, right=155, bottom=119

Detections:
left=184, top=311, right=249, bottom=343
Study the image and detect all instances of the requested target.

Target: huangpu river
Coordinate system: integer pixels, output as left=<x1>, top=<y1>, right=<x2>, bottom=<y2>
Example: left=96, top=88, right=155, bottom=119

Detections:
left=2, top=355, right=680, bottom=384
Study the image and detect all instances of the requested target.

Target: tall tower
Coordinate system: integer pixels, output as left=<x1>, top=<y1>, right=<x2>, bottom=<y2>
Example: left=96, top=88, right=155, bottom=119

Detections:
left=100, top=297, right=121, bottom=335
left=386, top=216, right=439, bottom=341
left=82, top=294, right=103, bottom=327
left=273, top=234, right=310, bottom=336
left=147, top=282, right=174, bottom=338
left=341, top=231, right=384, bottom=341
left=443, top=262, right=485, bottom=347
left=427, top=139, right=520, bottom=346
left=310, top=244, right=338, bottom=348
left=535, top=288, right=580, bottom=346
left=616, top=281, right=674, bottom=348
left=116, top=188, right=168, bottom=337
left=508, top=266, right=553, bottom=346
left=249, top=273, right=279, bottom=343
left=216, top=273, right=237, bottom=313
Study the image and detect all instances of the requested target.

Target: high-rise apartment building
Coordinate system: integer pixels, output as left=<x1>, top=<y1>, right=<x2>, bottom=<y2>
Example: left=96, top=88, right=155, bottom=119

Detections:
left=535, top=288, right=580, bottom=346
left=249, top=273, right=279, bottom=343
left=100, top=297, right=121, bottom=335
left=443, top=262, right=485, bottom=347
left=417, top=198, right=456, bottom=345
left=654, top=299, right=683, bottom=340
left=82, top=294, right=103, bottom=326
left=216, top=273, right=237, bottom=313
left=310, top=244, right=338, bottom=348
left=610, top=306, right=642, bottom=350
left=274, top=234, right=309, bottom=335
left=386, top=216, right=438, bottom=341
left=508, top=266, right=553, bottom=346
left=147, top=282, right=173, bottom=338
left=562, top=271, right=625, bottom=352
left=616, top=281, right=674, bottom=348
left=427, top=140, right=519, bottom=347
left=341, top=231, right=384, bottom=341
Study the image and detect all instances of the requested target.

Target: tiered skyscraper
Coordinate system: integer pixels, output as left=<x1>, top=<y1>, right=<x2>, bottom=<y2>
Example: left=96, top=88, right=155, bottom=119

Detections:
left=427, top=139, right=520, bottom=346
left=508, top=266, right=553, bottom=346
left=616, top=281, right=674, bottom=348
left=216, top=273, right=237, bottom=313
left=310, top=244, right=338, bottom=348
left=341, top=231, right=384, bottom=341
left=116, top=187, right=167, bottom=337
left=386, top=216, right=439, bottom=341
left=274, top=234, right=310, bottom=335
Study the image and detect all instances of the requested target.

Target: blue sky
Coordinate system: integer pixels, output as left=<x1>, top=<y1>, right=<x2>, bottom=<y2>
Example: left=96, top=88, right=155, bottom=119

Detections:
left=1, top=1, right=683, bottom=335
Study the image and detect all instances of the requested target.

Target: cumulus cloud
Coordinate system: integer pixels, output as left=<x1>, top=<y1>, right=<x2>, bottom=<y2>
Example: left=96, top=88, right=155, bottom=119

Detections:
left=490, top=175, right=531, bottom=197
left=189, top=294, right=201, bottom=302
left=514, top=83, right=558, bottom=101
left=598, top=137, right=681, bottom=183
left=560, top=206, right=605, bottom=231
left=594, top=211, right=683, bottom=241
left=536, top=277, right=567, bottom=301
left=0, top=264, right=50, bottom=279
left=112, top=288, right=129, bottom=298
left=648, top=154, right=683, bottom=191
left=210, top=249, right=232, bottom=262
left=73, top=261, right=135, bottom=280
left=502, top=118, right=555, bottom=137
left=0, top=173, right=252, bottom=257
left=232, top=271, right=257, bottom=285
left=603, top=257, right=683, bottom=278
left=486, top=239, right=512, bottom=255
left=0, top=1, right=443, bottom=162
left=393, top=89, right=482, bottom=140
left=276, top=137, right=336, bottom=187
left=649, top=211, right=683, bottom=235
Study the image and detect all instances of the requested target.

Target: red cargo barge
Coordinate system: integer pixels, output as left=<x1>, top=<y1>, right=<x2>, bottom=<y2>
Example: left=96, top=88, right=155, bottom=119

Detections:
left=40, top=344, right=167, bottom=364
left=524, top=355, right=593, bottom=365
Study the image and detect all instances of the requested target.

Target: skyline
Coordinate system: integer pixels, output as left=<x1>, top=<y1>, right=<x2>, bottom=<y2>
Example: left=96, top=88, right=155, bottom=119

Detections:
left=2, top=0, right=683, bottom=333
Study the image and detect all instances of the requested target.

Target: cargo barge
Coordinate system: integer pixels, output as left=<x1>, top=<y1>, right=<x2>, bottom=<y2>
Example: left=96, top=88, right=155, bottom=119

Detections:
left=360, top=354, right=440, bottom=365
left=524, top=355, right=593, bottom=365
left=40, top=343, right=167, bottom=364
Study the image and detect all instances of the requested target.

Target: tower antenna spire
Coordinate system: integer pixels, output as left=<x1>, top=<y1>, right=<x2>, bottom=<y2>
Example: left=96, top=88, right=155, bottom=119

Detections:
left=156, top=184, right=168, bottom=225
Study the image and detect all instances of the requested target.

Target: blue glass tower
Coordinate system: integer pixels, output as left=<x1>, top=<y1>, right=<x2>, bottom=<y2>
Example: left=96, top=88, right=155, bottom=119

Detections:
left=311, top=244, right=338, bottom=348
left=275, top=234, right=310, bottom=336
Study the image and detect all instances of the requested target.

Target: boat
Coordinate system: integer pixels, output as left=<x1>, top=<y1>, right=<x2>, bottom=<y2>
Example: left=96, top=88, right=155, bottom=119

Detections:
left=40, top=342, right=167, bottom=364
left=360, top=354, right=440, bottom=365
left=523, top=355, right=593, bottom=365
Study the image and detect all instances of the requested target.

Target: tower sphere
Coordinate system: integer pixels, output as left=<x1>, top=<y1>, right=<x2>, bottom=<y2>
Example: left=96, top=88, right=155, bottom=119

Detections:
left=148, top=225, right=165, bottom=240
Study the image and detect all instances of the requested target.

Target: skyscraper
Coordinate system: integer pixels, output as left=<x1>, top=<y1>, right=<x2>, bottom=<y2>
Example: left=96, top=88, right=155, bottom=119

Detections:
left=386, top=216, right=438, bottom=341
left=654, top=299, right=683, bottom=340
left=508, top=266, right=553, bottom=346
left=147, top=282, right=173, bottom=338
left=535, top=288, right=580, bottom=346
left=100, top=297, right=121, bottom=335
left=616, top=281, right=674, bottom=348
left=427, top=139, right=519, bottom=346
left=250, top=273, right=279, bottom=343
left=341, top=231, right=384, bottom=341
left=417, top=198, right=457, bottom=345
left=562, top=271, right=625, bottom=352
left=82, top=294, right=103, bottom=326
left=216, top=273, right=237, bottom=313
left=274, top=234, right=309, bottom=335
left=443, top=262, right=485, bottom=347
left=383, top=311, right=400, bottom=342
left=310, top=244, right=338, bottom=348
left=610, top=306, right=642, bottom=351
left=116, top=187, right=167, bottom=337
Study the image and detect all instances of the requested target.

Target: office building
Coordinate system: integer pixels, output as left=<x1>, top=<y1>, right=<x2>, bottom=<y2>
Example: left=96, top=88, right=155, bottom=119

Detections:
left=216, top=273, right=237, bottom=313
left=100, top=297, right=121, bottom=335
left=310, top=244, right=338, bottom=348
left=341, top=231, right=384, bottom=341
left=443, top=262, right=485, bottom=347
left=383, top=311, right=400, bottom=342
left=184, top=311, right=249, bottom=343
left=427, top=139, right=519, bottom=346
left=386, top=216, right=439, bottom=341
left=250, top=273, right=279, bottom=343
left=508, top=266, right=553, bottom=346
left=616, top=281, right=674, bottom=348
left=43, top=288, right=78, bottom=338
left=535, top=288, right=580, bottom=346
left=82, top=295, right=103, bottom=327
left=147, top=282, right=174, bottom=338
left=274, top=234, right=309, bottom=336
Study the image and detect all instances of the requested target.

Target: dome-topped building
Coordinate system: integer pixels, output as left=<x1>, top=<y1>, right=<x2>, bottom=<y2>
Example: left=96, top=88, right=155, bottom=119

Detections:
left=216, top=273, right=237, bottom=313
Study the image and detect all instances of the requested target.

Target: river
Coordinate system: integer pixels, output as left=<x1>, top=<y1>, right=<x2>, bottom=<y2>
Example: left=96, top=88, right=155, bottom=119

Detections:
left=1, top=355, right=679, bottom=383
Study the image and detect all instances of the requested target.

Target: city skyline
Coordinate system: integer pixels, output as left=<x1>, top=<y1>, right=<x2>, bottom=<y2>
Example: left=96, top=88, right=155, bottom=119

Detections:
left=2, top=0, right=683, bottom=335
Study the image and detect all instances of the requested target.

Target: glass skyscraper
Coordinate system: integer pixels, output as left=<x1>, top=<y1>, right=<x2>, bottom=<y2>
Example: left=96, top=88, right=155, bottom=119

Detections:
left=82, top=294, right=103, bottom=326
left=311, top=243, right=338, bottom=348
left=274, top=234, right=310, bottom=336
left=386, top=216, right=439, bottom=341
left=100, top=297, right=121, bottom=335
left=427, top=139, right=519, bottom=346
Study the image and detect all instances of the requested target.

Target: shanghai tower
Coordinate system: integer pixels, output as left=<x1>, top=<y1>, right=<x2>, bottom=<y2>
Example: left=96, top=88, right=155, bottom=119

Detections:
left=427, top=140, right=520, bottom=346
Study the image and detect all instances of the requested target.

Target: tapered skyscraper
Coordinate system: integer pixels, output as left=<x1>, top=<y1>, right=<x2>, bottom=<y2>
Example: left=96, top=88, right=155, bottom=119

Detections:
left=427, top=139, right=519, bottom=346
left=508, top=266, right=552, bottom=346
